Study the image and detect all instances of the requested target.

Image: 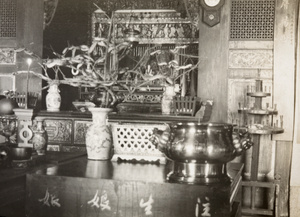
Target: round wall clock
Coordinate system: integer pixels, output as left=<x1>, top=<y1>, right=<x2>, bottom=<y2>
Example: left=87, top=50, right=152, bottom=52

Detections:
left=204, top=0, right=221, bottom=7
left=200, top=0, right=224, bottom=10
left=199, top=0, right=225, bottom=27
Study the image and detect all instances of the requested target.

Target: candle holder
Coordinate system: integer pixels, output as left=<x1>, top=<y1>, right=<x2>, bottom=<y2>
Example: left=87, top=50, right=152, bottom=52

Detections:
left=25, top=58, right=32, bottom=109
left=237, top=74, right=284, bottom=213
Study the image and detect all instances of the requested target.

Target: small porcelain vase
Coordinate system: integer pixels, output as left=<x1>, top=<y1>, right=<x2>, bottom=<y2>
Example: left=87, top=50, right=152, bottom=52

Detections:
left=46, top=83, right=61, bottom=112
left=161, top=85, right=176, bottom=115
left=32, top=121, right=48, bottom=155
left=86, top=107, right=113, bottom=160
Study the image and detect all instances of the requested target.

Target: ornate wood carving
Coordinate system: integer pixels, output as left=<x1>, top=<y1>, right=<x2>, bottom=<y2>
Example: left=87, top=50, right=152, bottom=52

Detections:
left=74, top=121, right=91, bottom=144
left=228, top=50, right=273, bottom=69
left=91, top=0, right=183, bottom=14
left=44, top=119, right=72, bottom=143
left=92, top=9, right=198, bottom=44
left=0, top=48, right=16, bottom=64
left=44, top=0, right=59, bottom=29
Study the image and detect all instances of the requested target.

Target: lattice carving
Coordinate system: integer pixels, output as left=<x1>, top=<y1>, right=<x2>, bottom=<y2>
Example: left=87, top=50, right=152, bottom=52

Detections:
left=111, top=123, right=167, bottom=162
left=0, top=0, right=17, bottom=38
left=230, top=0, right=275, bottom=40
left=123, top=94, right=162, bottom=103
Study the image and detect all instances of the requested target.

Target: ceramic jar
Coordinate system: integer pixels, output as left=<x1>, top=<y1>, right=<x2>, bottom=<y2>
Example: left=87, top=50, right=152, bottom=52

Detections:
left=161, top=85, right=176, bottom=115
left=32, top=120, right=48, bottom=155
left=86, top=107, right=113, bottom=160
left=46, top=83, right=61, bottom=112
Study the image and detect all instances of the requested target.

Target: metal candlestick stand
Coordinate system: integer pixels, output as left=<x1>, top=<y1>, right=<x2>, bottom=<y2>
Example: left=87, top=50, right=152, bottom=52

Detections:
left=238, top=78, right=283, bottom=217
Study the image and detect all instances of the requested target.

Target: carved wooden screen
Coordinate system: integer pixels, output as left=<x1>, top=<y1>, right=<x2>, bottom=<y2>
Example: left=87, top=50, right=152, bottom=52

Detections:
left=0, top=0, right=17, bottom=38
left=88, top=9, right=199, bottom=98
left=0, top=0, right=18, bottom=92
left=230, top=0, right=275, bottom=40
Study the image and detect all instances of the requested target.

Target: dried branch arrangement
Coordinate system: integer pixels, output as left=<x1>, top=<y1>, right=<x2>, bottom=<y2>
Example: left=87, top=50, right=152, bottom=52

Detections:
left=14, top=13, right=200, bottom=108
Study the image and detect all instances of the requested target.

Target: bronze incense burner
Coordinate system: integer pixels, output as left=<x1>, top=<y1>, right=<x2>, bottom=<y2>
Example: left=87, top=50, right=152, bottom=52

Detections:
left=151, top=122, right=252, bottom=184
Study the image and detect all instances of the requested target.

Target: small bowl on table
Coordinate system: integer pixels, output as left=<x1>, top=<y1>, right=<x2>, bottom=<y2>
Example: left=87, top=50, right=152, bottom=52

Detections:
left=10, top=147, right=33, bottom=161
left=72, top=101, right=96, bottom=113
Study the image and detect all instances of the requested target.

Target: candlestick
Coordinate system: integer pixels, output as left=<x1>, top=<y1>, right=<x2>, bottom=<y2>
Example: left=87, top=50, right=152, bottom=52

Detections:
left=26, top=58, right=32, bottom=109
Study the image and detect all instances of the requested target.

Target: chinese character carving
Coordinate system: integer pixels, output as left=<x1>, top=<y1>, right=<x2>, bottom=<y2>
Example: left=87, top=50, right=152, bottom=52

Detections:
left=38, top=188, right=61, bottom=207
left=88, top=190, right=111, bottom=211
left=195, top=197, right=211, bottom=217
left=139, top=194, right=154, bottom=216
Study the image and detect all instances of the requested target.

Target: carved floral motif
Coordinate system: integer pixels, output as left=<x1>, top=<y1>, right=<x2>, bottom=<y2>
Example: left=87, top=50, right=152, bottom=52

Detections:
left=229, top=50, right=273, bottom=69
left=44, top=119, right=72, bottom=143
left=0, top=48, right=15, bottom=64
left=74, top=121, right=91, bottom=144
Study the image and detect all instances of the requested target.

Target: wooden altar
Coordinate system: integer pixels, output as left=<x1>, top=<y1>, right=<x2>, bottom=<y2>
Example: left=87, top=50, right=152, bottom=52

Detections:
left=25, top=158, right=243, bottom=217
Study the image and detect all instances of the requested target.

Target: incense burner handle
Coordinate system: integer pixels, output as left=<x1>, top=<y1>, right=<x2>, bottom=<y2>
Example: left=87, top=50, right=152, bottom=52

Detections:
left=150, top=124, right=173, bottom=153
left=233, top=129, right=253, bottom=156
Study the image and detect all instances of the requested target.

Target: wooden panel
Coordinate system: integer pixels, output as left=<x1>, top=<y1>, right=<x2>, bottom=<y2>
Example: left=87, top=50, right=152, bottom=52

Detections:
left=26, top=175, right=231, bottom=217
left=274, top=140, right=292, bottom=216
left=290, top=186, right=300, bottom=217
left=0, top=152, right=85, bottom=216
left=198, top=0, right=230, bottom=122
left=15, top=0, right=43, bottom=96
left=0, top=74, right=15, bottom=92
left=229, top=41, right=274, bottom=49
left=273, top=0, right=297, bottom=141
left=0, top=0, right=43, bottom=103
left=26, top=160, right=243, bottom=217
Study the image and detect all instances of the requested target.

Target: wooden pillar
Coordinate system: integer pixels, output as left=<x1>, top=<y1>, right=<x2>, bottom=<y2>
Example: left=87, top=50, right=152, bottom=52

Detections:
left=275, top=141, right=292, bottom=216
left=197, top=1, right=230, bottom=122
left=273, top=0, right=298, bottom=216
left=290, top=1, right=300, bottom=217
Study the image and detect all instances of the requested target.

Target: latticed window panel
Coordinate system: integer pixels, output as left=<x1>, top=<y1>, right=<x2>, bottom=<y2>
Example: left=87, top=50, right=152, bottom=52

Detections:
left=0, top=0, right=17, bottom=38
left=230, top=0, right=275, bottom=40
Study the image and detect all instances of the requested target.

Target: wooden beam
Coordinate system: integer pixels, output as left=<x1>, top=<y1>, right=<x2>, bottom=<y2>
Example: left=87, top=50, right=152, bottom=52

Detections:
left=197, top=1, right=230, bottom=122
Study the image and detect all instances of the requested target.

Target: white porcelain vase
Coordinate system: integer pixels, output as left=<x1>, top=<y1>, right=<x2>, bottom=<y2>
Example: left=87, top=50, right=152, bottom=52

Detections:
left=46, top=83, right=61, bottom=112
left=86, top=107, right=113, bottom=160
left=161, top=85, right=176, bottom=115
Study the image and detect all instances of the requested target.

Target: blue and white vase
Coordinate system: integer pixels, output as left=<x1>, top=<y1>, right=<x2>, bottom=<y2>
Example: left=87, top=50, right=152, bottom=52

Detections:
left=32, top=120, right=48, bottom=155
left=86, top=107, right=113, bottom=160
left=46, top=83, right=61, bottom=112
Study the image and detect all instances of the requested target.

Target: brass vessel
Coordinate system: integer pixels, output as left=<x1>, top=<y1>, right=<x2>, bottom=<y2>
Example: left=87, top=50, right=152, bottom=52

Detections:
left=151, top=122, right=252, bottom=184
